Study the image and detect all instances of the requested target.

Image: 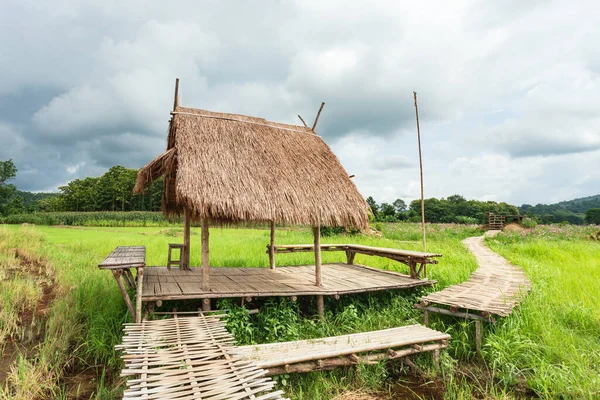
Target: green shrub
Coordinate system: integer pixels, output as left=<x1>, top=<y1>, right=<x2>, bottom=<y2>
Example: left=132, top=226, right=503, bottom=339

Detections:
left=454, top=216, right=479, bottom=225
left=520, top=217, right=538, bottom=229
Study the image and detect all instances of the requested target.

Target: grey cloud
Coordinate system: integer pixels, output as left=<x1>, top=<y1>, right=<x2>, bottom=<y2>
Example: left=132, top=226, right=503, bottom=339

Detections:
left=1, top=0, right=600, bottom=207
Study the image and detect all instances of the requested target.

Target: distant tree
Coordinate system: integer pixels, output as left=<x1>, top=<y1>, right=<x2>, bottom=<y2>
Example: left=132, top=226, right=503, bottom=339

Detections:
left=366, top=196, right=379, bottom=217
left=585, top=208, right=600, bottom=225
left=379, top=203, right=396, bottom=221
left=393, top=199, right=406, bottom=213
left=5, top=196, right=25, bottom=215
left=0, top=159, right=17, bottom=215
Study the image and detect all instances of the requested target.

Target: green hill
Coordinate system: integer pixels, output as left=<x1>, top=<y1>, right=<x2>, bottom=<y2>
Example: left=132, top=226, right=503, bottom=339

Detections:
left=520, top=194, right=600, bottom=224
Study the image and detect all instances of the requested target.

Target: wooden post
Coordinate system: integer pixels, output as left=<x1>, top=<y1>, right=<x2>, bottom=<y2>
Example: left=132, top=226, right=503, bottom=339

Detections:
left=201, top=218, right=210, bottom=291
left=173, top=78, right=180, bottom=110
left=112, top=270, right=135, bottom=320
left=269, top=220, right=276, bottom=269
left=314, top=225, right=324, bottom=317
left=182, top=207, right=191, bottom=269
left=413, top=91, right=427, bottom=252
left=135, top=267, right=144, bottom=323
left=314, top=226, right=322, bottom=287
left=475, top=319, right=482, bottom=356
left=312, top=102, right=326, bottom=131
left=345, top=250, right=356, bottom=265
left=424, top=310, right=429, bottom=327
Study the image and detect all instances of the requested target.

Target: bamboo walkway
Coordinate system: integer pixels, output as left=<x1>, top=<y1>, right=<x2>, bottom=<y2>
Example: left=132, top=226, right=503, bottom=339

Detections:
left=418, top=235, right=531, bottom=318
left=233, top=325, right=450, bottom=375
left=116, top=313, right=286, bottom=400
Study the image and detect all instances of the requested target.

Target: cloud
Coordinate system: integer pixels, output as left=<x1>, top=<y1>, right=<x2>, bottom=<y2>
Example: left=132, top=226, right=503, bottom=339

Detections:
left=0, top=0, right=599, bottom=206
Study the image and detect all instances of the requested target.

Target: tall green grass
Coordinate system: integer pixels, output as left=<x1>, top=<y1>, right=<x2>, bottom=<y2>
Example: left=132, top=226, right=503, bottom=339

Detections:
left=2, top=223, right=598, bottom=398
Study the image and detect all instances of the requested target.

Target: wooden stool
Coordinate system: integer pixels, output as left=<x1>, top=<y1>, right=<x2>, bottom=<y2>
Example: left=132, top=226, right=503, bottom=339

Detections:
left=167, top=243, right=185, bottom=269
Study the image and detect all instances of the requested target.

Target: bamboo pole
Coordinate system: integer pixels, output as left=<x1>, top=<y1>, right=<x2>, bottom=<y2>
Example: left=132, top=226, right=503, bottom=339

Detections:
left=201, top=218, right=210, bottom=291
left=413, top=91, right=427, bottom=252
left=135, top=267, right=144, bottom=323
left=314, top=225, right=324, bottom=317
left=311, top=102, right=325, bottom=131
left=314, top=226, right=322, bottom=287
left=173, top=78, right=180, bottom=110
left=297, top=115, right=309, bottom=128
left=112, top=270, right=135, bottom=319
left=182, top=207, right=191, bottom=270
left=269, top=220, right=276, bottom=269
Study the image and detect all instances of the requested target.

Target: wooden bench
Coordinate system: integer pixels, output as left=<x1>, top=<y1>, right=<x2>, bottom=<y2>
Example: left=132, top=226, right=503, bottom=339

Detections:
left=99, top=246, right=146, bottom=323
left=234, top=324, right=450, bottom=375
left=269, top=244, right=441, bottom=279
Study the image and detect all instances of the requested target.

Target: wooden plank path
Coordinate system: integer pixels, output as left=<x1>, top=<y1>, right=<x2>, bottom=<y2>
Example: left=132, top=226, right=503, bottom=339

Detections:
left=142, top=263, right=434, bottom=301
left=233, top=324, right=450, bottom=375
left=418, top=235, right=531, bottom=318
left=116, top=313, right=287, bottom=400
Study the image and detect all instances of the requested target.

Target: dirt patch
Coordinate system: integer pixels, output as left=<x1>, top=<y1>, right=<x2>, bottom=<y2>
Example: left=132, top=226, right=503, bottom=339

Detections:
left=503, top=223, right=525, bottom=232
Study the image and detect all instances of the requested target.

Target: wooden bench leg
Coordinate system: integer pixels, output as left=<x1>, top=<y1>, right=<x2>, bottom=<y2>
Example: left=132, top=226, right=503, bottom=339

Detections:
left=424, top=310, right=429, bottom=327
left=112, top=269, right=135, bottom=320
left=135, top=267, right=144, bottom=323
left=432, top=348, right=440, bottom=369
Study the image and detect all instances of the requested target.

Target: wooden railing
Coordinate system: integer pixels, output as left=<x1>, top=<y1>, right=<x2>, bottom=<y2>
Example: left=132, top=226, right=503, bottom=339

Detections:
left=267, top=244, right=441, bottom=279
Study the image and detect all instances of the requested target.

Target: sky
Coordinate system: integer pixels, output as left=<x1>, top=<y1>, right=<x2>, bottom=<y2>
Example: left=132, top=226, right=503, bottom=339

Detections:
left=0, top=0, right=599, bottom=206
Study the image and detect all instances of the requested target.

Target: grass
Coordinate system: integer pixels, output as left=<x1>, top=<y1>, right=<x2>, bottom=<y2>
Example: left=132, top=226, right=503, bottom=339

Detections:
left=0, top=222, right=598, bottom=398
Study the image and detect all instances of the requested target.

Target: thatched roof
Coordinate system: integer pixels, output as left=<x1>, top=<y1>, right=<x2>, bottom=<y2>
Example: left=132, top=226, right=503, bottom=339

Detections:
left=134, top=106, right=369, bottom=229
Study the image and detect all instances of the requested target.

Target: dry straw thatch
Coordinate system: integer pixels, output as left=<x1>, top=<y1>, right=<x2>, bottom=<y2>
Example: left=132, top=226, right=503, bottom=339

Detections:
left=135, top=106, right=369, bottom=229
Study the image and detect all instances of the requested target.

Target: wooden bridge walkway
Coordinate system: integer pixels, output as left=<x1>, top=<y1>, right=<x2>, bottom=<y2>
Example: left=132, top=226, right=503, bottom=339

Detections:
left=417, top=235, right=531, bottom=318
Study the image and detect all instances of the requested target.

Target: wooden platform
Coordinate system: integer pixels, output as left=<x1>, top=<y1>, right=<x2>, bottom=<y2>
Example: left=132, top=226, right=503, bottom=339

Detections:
left=233, top=324, right=450, bottom=375
left=142, top=263, right=434, bottom=301
left=117, top=313, right=286, bottom=400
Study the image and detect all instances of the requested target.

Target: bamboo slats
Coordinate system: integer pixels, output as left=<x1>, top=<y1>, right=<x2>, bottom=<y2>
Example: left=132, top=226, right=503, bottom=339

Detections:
left=233, top=324, right=449, bottom=375
left=99, top=246, right=146, bottom=269
left=420, top=236, right=531, bottom=317
left=117, top=313, right=287, bottom=400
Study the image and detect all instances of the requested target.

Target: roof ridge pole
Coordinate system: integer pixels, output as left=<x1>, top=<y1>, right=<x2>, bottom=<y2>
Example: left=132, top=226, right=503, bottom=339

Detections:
left=311, top=102, right=326, bottom=132
left=413, top=91, right=427, bottom=252
left=173, top=78, right=180, bottom=110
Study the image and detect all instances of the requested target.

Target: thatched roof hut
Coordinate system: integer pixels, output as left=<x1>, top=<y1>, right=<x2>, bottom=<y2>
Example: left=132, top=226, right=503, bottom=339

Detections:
left=133, top=80, right=369, bottom=308
left=134, top=106, right=369, bottom=230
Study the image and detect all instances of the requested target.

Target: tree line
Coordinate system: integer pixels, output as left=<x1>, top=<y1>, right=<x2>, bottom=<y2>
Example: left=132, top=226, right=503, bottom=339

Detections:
left=366, top=194, right=520, bottom=224
left=0, top=161, right=163, bottom=215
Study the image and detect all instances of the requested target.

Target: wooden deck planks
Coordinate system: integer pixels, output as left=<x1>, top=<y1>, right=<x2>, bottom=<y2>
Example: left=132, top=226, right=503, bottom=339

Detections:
left=142, top=263, right=434, bottom=301
left=99, top=246, right=146, bottom=269
left=420, top=235, right=531, bottom=317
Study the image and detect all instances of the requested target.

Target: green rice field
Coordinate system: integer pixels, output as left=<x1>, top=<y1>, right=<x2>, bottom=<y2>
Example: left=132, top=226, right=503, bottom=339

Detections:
left=0, top=222, right=598, bottom=399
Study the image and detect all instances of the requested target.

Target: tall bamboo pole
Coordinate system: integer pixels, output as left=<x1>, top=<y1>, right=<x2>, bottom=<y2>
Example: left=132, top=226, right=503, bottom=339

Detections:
left=201, top=218, right=210, bottom=291
left=314, top=225, right=324, bottom=317
left=413, top=91, right=427, bottom=252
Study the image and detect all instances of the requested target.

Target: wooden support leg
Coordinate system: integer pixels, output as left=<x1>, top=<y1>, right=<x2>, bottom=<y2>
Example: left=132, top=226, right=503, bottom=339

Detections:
left=423, top=310, right=429, bottom=327
left=317, top=295, right=325, bottom=318
left=112, top=270, right=135, bottom=320
left=135, top=267, right=144, bottom=323
left=124, top=269, right=136, bottom=289
left=202, top=298, right=211, bottom=312
left=345, top=250, right=356, bottom=265
left=432, top=348, right=440, bottom=370
left=475, top=319, right=482, bottom=356
left=409, top=261, right=417, bottom=279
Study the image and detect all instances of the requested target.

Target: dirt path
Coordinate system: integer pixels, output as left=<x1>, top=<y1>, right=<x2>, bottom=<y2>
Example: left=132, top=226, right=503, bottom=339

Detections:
left=421, top=233, right=531, bottom=317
